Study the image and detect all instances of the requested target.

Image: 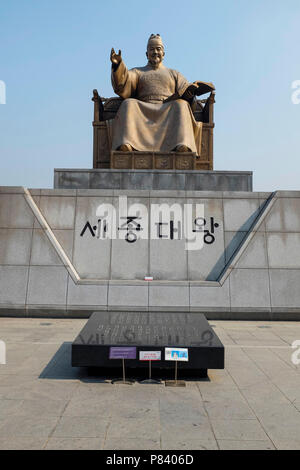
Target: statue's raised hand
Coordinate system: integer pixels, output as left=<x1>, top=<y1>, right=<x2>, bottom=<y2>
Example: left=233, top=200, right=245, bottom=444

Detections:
left=110, top=48, right=122, bottom=66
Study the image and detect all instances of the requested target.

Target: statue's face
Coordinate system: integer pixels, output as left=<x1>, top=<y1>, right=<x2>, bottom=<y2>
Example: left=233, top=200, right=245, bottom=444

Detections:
left=146, top=43, right=164, bottom=67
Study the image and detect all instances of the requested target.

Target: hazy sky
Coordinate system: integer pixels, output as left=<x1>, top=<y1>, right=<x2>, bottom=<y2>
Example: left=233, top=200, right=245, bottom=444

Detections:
left=0, top=0, right=300, bottom=191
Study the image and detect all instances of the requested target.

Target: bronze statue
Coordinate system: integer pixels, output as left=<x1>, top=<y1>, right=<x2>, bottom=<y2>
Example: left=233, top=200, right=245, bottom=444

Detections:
left=110, top=34, right=214, bottom=155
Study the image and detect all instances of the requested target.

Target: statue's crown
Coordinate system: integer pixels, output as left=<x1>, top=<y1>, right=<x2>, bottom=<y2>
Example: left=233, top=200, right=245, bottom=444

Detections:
left=147, top=34, right=164, bottom=48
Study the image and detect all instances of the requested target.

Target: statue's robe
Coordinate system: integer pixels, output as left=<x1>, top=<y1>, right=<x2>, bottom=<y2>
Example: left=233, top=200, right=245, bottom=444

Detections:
left=111, top=62, right=202, bottom=154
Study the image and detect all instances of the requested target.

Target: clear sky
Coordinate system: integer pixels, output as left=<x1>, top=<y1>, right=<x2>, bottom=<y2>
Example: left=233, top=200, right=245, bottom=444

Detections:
left=0, top=0, right=299, bottom=191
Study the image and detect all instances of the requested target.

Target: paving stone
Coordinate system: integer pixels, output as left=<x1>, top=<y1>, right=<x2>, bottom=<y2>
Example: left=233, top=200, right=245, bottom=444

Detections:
left=203, top=399, right=256, bottom=420
left=0, top=415, right=59, bottom=438
left=107, top=416, right=160, bottom=440
left=64, top=396, right=113, bottom=417
left=272, top=439, right=300, bottom=450
left=16, top=398, right=68, bottom=417
left=1, top=317, right=300, bottom=449
left=210, top=419, right=268, bottom=441
left=44, top=437, right=103, bottom=450
left=162, top=439, right=218, bottom=450
left=218, top=439, right=275, bottom=450
left=0, top=399, right=23, bottom=418
left=0, top=437, right=46, bottom=450
left=161, top=419, right=215, bottom=441
left=52, top=416, right=109, bottom=438
left=103, top=438, right=161, bottom=450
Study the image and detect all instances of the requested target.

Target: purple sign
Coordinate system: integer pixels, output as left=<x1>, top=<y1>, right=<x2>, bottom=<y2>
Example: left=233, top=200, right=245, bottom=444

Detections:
left=109, top=347, right=137, bottom=360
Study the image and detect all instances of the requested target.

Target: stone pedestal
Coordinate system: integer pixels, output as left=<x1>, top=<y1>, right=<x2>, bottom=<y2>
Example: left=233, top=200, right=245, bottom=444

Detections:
left=1, top=186, right=300, bottom=320
left=72, top=311, right=224, bottom=372
left=54, top=168, right=253, bottom=192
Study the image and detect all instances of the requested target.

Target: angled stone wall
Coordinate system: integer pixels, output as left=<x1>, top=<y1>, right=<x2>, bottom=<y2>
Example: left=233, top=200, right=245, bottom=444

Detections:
left=0, top=186, right=300, bottom=319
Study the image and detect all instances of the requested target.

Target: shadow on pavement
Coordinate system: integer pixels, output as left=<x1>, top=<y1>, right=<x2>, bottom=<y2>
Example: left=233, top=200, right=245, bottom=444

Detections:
left=39, top=342, right=211, bottom=383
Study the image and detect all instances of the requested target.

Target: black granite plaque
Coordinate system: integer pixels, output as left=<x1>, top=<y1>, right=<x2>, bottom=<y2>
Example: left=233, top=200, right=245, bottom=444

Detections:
left=72, top=312, right=224, bottom=374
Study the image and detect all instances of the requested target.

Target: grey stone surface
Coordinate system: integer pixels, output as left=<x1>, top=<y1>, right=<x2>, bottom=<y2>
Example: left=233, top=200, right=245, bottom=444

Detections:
left=73, top=196, right=113, bottom=279
left=52, top=230, right=74, bottom=261
left=188, top=233, right=225, bottom=281
left=120, top=171, right=153, bottom=190
left=26, top=266, right=68, bottom=306
left=111, top=195, right=149, bottom=280
left=267, top=233, right=300, bottom=268
left=30, top=229, right=64, bottom=266
left=111, top=239, right=148, bottom=280
left=236, top=232, right=268, bottom=268
left=0, top=229, right=32, bottom=265
left=108, top=283, right=148, bottom=308
left=269, top=269, right=300, bottom=308
left=54, top=169, right=253, bottom=192
left=1, top=188, right=300, bottom=317
left=90, top=171, right=121, bottom=190
left=54, top=171, right=90, bottom=190
left=0, top=266, right=28, bottom=305
left=190, top=280, right=230, bottom=309
left=218, top=440, right=275, bottom=450
left=223, top=198, right=263, bottom=232
left=0, top=194, right=34, bottom=228
left=0, top=438, right=46, bottom=450
left=52, top=416, right=109, bottom=438
left=149, top=284, right=189, bottom=308
left=230, top=268, right=271, bottom=310
left=39, top=196, right=76, bottom=229
left=265, top=197, right=300, bottom=232
left=150, top=240, right=188, bottom=281
left=0, top=416, right=59, bottom=438
left=104, top=438, right=160, bottom=450
left=67, top=277, right=107, bottom=307
left=45, top=438, right=102, bottom=450
left=187, top=197, right=225, bottom=280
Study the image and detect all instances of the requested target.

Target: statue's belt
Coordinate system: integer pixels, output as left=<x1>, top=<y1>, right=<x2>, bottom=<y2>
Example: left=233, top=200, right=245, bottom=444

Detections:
left=138, top=95, right=170, bottom=103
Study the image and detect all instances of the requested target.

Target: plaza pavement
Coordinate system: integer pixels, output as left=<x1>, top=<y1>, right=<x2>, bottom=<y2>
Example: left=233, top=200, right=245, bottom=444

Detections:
left=0, top=317, right=300, bottom=450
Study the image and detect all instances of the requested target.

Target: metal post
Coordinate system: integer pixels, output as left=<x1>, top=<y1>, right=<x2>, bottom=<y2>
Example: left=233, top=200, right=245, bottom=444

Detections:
left=175, top=361, right=178, bottom=385
left=149, top=360, right=151, bottom=380
left=122, top=358, right=125, bottom=383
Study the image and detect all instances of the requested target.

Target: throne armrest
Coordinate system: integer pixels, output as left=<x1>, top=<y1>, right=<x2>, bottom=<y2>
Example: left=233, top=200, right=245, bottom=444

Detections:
left=192, top=91, right=215, bottom=124
left=201, top=91, right=215, bottom=124
left=92, top=89, right=123, bottom=122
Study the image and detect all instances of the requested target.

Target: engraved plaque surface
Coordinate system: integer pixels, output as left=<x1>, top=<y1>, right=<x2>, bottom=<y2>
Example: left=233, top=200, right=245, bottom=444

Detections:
left=72, top=311, right=224, bottom=370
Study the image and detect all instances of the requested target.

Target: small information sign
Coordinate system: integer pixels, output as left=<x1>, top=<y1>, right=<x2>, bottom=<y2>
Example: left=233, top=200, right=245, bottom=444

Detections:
left=139, top=351, right=161, bottom=361
left=165, top=347, right=189, bottom=362
left=109, top=347, right=136, bottom=360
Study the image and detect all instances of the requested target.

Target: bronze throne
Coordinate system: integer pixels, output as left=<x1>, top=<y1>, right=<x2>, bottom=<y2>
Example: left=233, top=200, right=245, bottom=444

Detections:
left=92, top=91, right=215, bottom=171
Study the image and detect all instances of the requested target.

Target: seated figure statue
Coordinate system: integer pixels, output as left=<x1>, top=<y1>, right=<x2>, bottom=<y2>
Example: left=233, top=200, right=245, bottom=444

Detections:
left=110, top=34, right=215, bottom=154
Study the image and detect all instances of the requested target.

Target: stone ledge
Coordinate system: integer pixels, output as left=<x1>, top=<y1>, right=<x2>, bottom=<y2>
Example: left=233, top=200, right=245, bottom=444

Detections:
left=54, top=168, right=253, bottom=192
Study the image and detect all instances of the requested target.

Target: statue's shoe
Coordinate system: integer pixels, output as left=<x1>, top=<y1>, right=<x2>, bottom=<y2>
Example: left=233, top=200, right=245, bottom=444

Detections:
left=174, top=145, right=191, bottom=152
left=117, top=144, right=133, bottom=151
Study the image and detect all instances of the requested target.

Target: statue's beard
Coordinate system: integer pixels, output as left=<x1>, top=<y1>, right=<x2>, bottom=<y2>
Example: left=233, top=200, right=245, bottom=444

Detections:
left=148, top=56, right=163, bottom=68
